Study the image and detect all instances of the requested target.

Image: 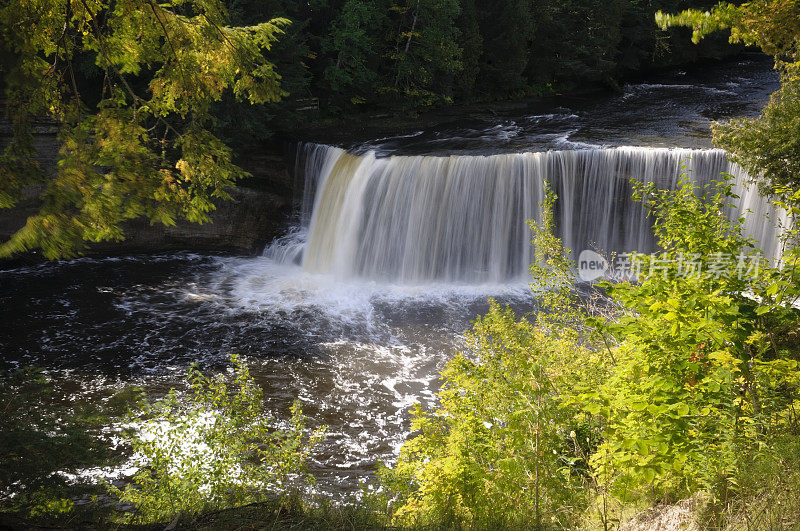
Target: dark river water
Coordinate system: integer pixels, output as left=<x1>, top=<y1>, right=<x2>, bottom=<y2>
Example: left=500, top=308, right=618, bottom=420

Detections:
left=0, top=54, right=779, bottom=499
left=0, top=252, right=533, bottom=496
left=354, top=53, right=778, bottom=156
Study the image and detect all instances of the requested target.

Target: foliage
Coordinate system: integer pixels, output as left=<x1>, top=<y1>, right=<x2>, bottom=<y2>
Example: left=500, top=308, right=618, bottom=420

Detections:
left=713, top=74, right=800, bottom=199
left=214, top=0, right=314, bottom=147
left=162, top=492, right=391, bottom=529
left=379, top=189, right=608, bottom=529
left=528, top=187, right=586, bottom=337
left=319, top=0, right=462, bottom=109
left=584, top=178, right=799, bottom=519
left=383, top=176, right=800, bottom=527
left=308, top=0, right=741, bottom=107
left=322, top=0, right=386, bottom=101
left=0, top=0, right=289, bottom=258
left=589, top=180, right=754, bottom=497
left=453, top=0, right=481, bottom=99
left=383, top=0, right=462, bottom=106
left=110, top=354, right=325, bottom=525
left=540, top=0, right=626, bottom=87
left=716, top=436, right=800, bottom=529
left=656, top=1, right=800, bottom=60
left=0, top=368, right=137, bottom=518
left=380, top=302, right=594, bottom=529
left=470, top=1, right=534, bottom=99
left=657, top=0, right=800, bottom=200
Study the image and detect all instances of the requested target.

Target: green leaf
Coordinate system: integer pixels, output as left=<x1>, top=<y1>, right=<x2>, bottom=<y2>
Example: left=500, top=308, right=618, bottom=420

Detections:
left=636, top=440, right=650, bottom=456
left=585, top=403, right=602, bottom=415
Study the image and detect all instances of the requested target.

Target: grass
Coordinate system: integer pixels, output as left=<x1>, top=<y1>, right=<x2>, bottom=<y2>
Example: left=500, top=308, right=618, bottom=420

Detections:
left=0, top=495, right=392, bottom=530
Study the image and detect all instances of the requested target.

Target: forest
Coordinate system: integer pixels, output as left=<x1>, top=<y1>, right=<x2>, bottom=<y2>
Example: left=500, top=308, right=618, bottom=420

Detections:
left=209, top=0, right=743, bottom=149
left=1, top=0, right=800, bottom=529
left=219, top=0, right=738, bottom=123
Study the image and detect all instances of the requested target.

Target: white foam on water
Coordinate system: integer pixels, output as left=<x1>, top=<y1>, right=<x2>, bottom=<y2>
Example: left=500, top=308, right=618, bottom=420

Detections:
left=204, top=253, right=534, bottom=341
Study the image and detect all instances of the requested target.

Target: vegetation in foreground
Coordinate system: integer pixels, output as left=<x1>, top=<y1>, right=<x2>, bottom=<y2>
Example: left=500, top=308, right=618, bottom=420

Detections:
left=108, top=355, right=325, bottom=525
left=380, top=176, right=800, bottom=529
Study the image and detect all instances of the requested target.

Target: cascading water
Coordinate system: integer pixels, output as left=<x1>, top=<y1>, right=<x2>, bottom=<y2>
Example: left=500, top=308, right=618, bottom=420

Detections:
left=276, top=143, right=784, bottom=284
left=0, top=58, right=785, bottom=503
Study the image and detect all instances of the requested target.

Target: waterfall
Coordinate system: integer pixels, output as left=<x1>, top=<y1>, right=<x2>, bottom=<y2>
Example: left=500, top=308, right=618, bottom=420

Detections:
left=276, top=143, right=784, bottom=284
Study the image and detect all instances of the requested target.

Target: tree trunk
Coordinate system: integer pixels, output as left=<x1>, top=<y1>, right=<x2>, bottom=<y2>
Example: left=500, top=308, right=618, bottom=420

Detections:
left=394, top=0, right=420, bottom=89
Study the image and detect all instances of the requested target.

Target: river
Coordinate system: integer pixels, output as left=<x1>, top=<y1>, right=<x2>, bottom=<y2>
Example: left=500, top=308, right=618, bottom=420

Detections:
left=0, top=54, right=781, bottom=499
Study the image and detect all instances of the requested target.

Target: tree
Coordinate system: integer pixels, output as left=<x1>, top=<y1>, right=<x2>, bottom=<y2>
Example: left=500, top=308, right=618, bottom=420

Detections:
left=0, top=0, right=289, bottom=258
left=322, top=0, right=387, bottom=104
left=656, top=0, right=800, bottom=200
left=475, top=0, right=535, bottom=98
left=453, top=0, right=481, bottom=100
left=384, top=0, right=462, bottom=106
left=216, top=0, right=314, bottom=146
left=553, top=0, right=626, bottom=86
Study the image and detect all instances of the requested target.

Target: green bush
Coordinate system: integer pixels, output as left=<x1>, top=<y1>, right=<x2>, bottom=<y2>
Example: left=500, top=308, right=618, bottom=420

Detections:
left=379, top=302, right=595, bottom=529
left=586, top=179, right=800, bottom=506
left=110, top=355, right=325, bottom=525
left=380, top=187, right=604, bottom=529
left=382, top=177, right=800, bottom=528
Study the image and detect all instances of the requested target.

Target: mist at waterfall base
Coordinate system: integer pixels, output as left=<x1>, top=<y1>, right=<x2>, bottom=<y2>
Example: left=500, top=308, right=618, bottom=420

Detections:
left=0, top=56, right=784, bottom=499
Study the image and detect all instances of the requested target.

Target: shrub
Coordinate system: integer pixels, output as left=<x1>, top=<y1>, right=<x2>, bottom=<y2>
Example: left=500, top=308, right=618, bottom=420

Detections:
left=110, top=355, right=325, bottom=525
left=380, top=302, right=594, bottom=529
left=380, top=187, right=602, bottom=529
left=382, top=177, right=800, bottom=528
left=587, top=178, right=800, bottom=509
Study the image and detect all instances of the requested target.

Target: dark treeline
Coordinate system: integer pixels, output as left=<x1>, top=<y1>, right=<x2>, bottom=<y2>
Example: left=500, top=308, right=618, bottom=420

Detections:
left=217, top=0, right=738, bottom=143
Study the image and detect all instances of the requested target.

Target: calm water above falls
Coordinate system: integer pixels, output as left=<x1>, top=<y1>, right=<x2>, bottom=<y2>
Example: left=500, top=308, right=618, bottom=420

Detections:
left=0, top=55, right=782, bottom=498
left=351, top=54, right=779, bottom=156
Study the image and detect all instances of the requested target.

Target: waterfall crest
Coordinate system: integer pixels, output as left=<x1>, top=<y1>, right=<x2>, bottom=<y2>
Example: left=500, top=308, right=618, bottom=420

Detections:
left=281, top=144, right=783, bottom=284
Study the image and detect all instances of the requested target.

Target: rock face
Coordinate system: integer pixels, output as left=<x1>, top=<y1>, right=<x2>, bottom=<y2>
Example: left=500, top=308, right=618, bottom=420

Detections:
left=0, top=125, right=297, bottom=258
left=92, top=149, right=296, bottom=255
